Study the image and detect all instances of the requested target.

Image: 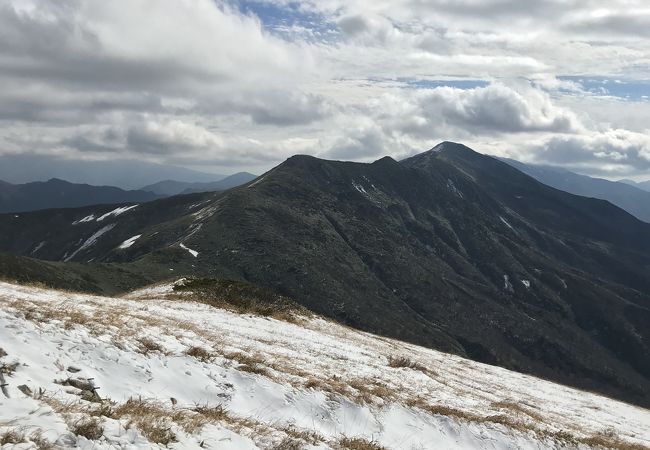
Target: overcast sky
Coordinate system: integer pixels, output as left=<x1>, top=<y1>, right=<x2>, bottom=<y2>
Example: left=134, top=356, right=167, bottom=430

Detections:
left=2, top=0, right=650, bottom=179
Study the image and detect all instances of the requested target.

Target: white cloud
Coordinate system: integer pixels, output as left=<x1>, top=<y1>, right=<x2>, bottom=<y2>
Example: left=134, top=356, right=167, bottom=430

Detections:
left=0, top=0, right=650, bottom=178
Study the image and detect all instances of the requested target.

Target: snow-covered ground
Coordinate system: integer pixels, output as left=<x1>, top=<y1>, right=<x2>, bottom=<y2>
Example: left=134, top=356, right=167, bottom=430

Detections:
left=0, top=280, right=648, bottom=450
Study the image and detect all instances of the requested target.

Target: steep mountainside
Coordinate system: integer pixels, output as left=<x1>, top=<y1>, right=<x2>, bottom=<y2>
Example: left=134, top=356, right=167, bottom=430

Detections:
left=141, top=172, right=257, bottom=196
left=0, top=178, right=161, bottom=213
left=503, top=158, right=650, bottom=222
left=0, top=142, right=649, bottom=408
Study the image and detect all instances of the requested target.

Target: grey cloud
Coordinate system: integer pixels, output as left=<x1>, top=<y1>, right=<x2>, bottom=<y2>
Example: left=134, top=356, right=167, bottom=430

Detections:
left=396, top=84, right=581, bottom=138
left=529, top=131, right=650, bottom=175
left=564, top=11, right=650, bottom=38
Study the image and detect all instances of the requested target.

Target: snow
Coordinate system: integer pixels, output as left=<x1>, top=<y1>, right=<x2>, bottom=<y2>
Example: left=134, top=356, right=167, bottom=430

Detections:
left=447, top=179, right=464, bottom=198
left=352, top=181, right=368, bottom=195
left=0, top=280, right=648, bottom=449
left=521, top=280, right=531, bottom=289
left=503, top=274, right=514, bottom=292
left=499, top=216, right=514, bottom=230
left=118, top=234, right=142, bottom=249
left=30, top=240, right=45, bottom=255
left=63, top=224, right=116, bottom=262
left=72, top=214, right=96, bottom=225
left=96, top=205, right=139, bottom=222
left=180, top=242, right=199, bottom=257
left=247, top=175, right=267, bottom=188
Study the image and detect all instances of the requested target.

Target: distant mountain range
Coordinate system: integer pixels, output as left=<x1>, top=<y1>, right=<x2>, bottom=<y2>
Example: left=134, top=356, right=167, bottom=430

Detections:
left=502, top=159, right=650, bottom=223
left=141, top=172, right=257, bottom=196
left=0, top=178, right=161, bottom=213
left=1, top=142, right=649, bottom=408
left=0, top=154, right=224, bottom=190
left=619, top=178, right=650, bottom=192
left=0, top=172, right=258, bottom=213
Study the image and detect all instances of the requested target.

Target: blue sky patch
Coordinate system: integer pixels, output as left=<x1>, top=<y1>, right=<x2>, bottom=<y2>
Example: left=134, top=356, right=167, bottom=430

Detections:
left=559, top=76, right=650, bottom=101
left=234, top=1, right=338, bottom=42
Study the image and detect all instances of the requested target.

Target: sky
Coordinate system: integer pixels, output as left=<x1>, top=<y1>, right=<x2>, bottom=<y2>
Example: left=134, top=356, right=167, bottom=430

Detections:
left=1, top=0, right=650, bottom=179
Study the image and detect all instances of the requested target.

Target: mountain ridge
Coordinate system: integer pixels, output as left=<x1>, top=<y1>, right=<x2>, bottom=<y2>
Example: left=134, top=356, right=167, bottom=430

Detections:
left=0, top=143, right=649, bottom=408
left=0, top=178, right=161, bottom=213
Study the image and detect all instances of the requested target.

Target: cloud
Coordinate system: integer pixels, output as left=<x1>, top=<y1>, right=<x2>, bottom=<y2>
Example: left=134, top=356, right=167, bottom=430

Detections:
left=1, top=0, right=650, bottom=178
left=527, top=129, right=650, bottom=176
left=416, top=84, right=581, bottom=134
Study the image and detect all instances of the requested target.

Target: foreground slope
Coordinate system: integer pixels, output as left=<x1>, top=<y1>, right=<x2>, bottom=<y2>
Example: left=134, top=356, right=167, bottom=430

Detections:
left=0, top=280, right=648, bottom=450
left=0, top=143, right=649, bottom=408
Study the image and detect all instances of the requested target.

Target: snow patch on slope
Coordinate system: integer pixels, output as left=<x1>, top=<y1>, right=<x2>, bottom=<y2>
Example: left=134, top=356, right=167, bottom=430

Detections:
left=180, top=242, right=199, bottom=257
left=96, top=205, right=138, bottom=222
left=63, top=224, right=115, bottom=262
left=72, top=214, right=96, bottom=225
left=118, top=234, right=141, bottom=249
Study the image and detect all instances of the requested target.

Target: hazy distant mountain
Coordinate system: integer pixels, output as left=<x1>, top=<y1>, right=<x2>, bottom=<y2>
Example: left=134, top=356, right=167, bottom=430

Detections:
left=619, top=178, right=650, bottom=192
left=0, top=154, right=223, bottom=190
left=2, top=142, right=650, bottom=408
left=141, top=172, right=257, bottom=196
left=503, top=158, right=650, bottom=223
left=0, top=178, right=160, bottom=213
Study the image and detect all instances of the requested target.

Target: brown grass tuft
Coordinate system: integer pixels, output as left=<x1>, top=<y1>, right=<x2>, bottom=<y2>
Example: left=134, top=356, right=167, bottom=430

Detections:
left=185, top=346, right=214, bottom=363
left=72, top=418, right=104, bottom=440
left=337, top=437, right=386, bottom=450
left=137, top=337, right=166, bottom=355
left=223, top=351, right=270, bottom=376
left=0, top=430, right=25, bottom=445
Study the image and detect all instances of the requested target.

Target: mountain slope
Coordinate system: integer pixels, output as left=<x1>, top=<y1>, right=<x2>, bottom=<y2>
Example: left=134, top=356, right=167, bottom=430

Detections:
left=502, top=158, right=650, bottom=223
left=0, top=178, right=161, bottom=213
left=0, top=280, right=648, bottom=449
left=0, top=144, right=649, bottom=408
left=141, top=172, right=257, bottom=196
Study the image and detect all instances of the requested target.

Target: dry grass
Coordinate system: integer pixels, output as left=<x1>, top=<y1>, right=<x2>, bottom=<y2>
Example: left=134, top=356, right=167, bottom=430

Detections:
left=0, top=361, right=19, bottom=375
left=185, top=346, right=214, bottom=363
left=29, top=431, right=56, bottom=450
left=71, top=418, right=104, bottom=440
left=407, top=397, right=650, bottom=450
left=0, top=429, right=25, bottom=445
left=192, top=404, right=228, bottom=421
left=271, top=437, right=304, bottom=450
left=348, top=378, right=396, bottom=404
left=281, top=425, right=324, bottom=445
left=491, top=400, right=545, bottom=423
left=223, top=351, right=270, bottom=376
left=387, top=355, right=436, bottom=376
left=172, top=278, right=311, bottom=322
left=337, top=437, right=386, bottom=450
left=581, top=429, right=650, bottom=450
left=136, top=337, right=166, bottom=356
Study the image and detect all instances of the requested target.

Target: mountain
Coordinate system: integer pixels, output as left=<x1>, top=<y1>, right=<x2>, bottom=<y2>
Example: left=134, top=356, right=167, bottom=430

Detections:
left=141, top=172, right=257, bottom=196
left=619, top=178, right=650, bottom=192
left=0, top=154, right=223, bottom=190
left=0, top=178, right=161, bottom=213
left=503, top=158, right=650, bottom=222
left=1, top=279, right=647, bottom=449
left=0, top=142, right=649, bottom=408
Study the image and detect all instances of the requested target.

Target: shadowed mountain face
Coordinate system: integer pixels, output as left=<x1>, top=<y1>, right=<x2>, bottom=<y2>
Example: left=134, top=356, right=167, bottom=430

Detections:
left=0, top=178, right=161, bottom=213
left=1, top=142, right=649, bottom=407
left=502, top=159, right=650, bottom=223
